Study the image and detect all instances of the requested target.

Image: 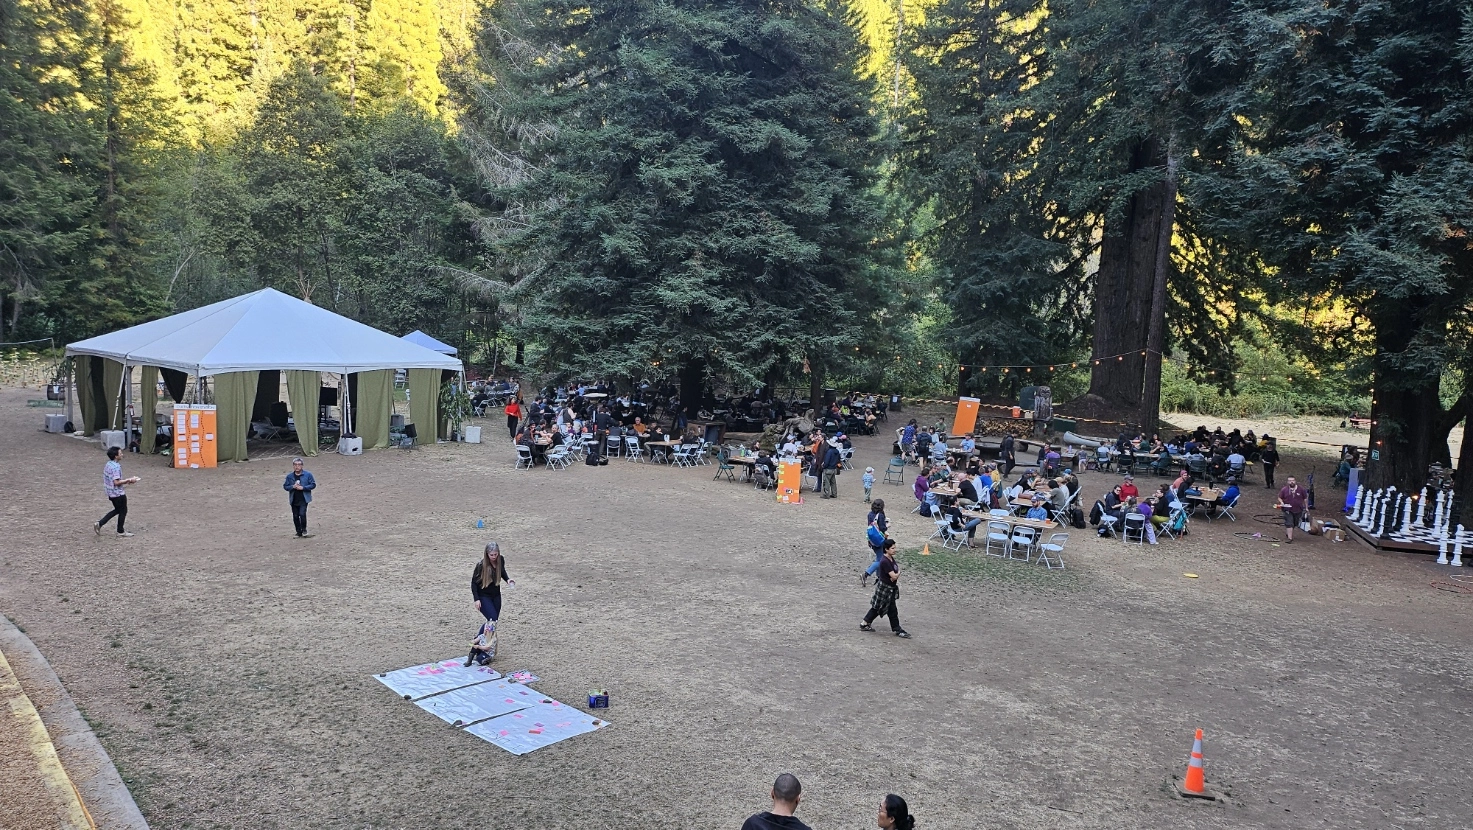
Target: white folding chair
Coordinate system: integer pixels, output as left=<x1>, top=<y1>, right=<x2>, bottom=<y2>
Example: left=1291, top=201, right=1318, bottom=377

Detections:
left=624, top=435, right=643, bottom=462
left=929, top=517, right=951, bottom=542
left=1036, top=533, right=1068, bottom=570
left=1219, top=494, right=1240, bottom=521
left=1122, top=514, right=1147, bottom=544
left=606, top=435, right=623, bottom=458
left=1009, top=525, right=1038, bottom=561
left=545, top=446, right=571, bottom=471
left=1099, top=514, right=1119, bottom=539
left=672, top=444, right=696, bottom=467
left=984, top=521, right=1012, bottom=557
left=515, top=444, right=534, bottom=469
left=940, top=521, right=968, bottom=551
left=1162, top=506, right=1189, bottom=540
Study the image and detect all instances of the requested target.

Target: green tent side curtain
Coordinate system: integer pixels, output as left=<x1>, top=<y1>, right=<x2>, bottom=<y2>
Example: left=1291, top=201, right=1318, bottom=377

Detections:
left=101, top=358, right=124, bottom=431
left=213, top=371, right=258, bottom=462
left=286, top=370, right=320, bottom=456
left=407, top=368, right=440, bottom=444
left=139, top=365, right=158, bottom=455
left=353, top=370, right=393, bottom=450
left=76, top=356, right=97, bottom=436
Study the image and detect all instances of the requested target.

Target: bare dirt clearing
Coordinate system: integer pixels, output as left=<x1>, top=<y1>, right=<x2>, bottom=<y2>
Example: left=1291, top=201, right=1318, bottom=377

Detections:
left=2, top=389, right=1470, bottom=829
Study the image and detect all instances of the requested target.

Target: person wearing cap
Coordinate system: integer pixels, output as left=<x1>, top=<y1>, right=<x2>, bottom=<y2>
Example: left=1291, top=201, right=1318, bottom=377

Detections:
left=1119, top=475, right=1139, bottom=499
left=1026, top=496, right=1051, bottom=521
left=862, top=466, right=876, bottom=502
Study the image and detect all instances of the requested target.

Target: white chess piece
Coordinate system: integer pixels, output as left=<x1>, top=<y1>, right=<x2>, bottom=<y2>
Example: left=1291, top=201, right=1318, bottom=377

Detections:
left=1414, top=487, right=1428, bottom=525
left=1451, top=525, right=1464, bottom=568
left=1357, top=489, right=1378, bottom=530
left=1437, top=532, right=1449, bottom=565
left=1434, top=490, right=1447, bottom=535
left=1399, top=495, right=1413, bottom=534
left=1351, top=485, right=1366, bottom=523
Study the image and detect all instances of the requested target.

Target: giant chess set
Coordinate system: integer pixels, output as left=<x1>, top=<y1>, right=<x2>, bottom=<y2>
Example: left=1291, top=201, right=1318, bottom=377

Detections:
left=1347, top=485, right=1466, bottom=564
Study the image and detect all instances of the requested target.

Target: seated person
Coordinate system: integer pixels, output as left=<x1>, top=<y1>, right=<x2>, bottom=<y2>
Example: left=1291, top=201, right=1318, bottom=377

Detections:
left=959, top=435, right=976, bottom=455
left=958, top=473, right=981, bottom=507
left=1149, top=485, right=1172, bottom=527
left=1226, top=449, right=1245, bottom=471
left=915, top=428, right=934, bottom=460
left=631, top=417, right=648, bottom=436
left=1026, top=497, right=1051, bottom=521
left=1207, top=478, right=1241, bottom=515
left=1049, top=479, right=1069, bottom=514
left=913, top=471, right=932, bottom=513
left=1120, top=475, right=1139, bottom=499
left=753, top=452, right=776, bottom=487
left=944, top=503, right=982, bottom=545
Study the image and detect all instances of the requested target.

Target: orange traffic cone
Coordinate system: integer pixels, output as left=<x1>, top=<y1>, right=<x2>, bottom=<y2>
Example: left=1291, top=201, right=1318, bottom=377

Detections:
left=921, top=542, right=931, bottom=556
left=1183, top=729, right=1205, bottom=793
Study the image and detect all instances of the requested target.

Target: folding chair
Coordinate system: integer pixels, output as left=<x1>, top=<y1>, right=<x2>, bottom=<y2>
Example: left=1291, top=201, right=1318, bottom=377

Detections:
left=515, top=444, right=535, bottom=469
left=1095, top=446, right=1113, bottom=472
left=984, top=521, right=1013, bottom=557
left=940, top=521, right=968, bottom=551
left=883, top=457, right=906, bottom=485
left=929, top=517, right=951, bottom=542
left=545, top=446, right=571, bottom=471
left=671, top=444, right=695, bottom=467
left=1098, top=514, right=1119, bottom=539
left=624, top=435, right=643, bottom=462
left=1009, top=525, right=1038, bottom=561
left=1122, top=514, right=1147, bottom=544
left=1036, top=533, right=1068, bottom=570
left=606, top=434, right=623, bottom=459
left=713, top=448, right=736, bottom=481
left=1219, top=493, right=1240, bottom=521
left=1161, top=506, right=1189, bottom=539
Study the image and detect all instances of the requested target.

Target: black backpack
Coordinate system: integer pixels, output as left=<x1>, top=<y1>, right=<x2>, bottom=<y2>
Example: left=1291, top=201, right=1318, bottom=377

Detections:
left=1071, top=506, right=1087, bottom=529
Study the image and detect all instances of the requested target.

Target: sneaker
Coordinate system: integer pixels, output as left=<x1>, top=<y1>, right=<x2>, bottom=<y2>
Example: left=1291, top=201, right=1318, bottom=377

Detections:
left=859, top=623, right=875, bottom=632
left=895, top=630, right=911, bottom=639
left=301, top=533, right=314, bottom=539
left=117, top=532, right=134, bottom=537
left=861, top=573, right=870, bottom=588
left=94, top=521, right=102, bottom=536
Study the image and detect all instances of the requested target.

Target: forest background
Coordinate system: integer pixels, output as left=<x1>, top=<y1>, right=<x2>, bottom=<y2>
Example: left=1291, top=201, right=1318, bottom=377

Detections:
left=3, top=0, right=1470, bottom=498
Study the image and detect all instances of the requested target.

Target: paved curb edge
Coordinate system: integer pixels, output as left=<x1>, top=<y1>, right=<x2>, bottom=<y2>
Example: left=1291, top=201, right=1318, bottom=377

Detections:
left=0, top=615, right=150, bottom=830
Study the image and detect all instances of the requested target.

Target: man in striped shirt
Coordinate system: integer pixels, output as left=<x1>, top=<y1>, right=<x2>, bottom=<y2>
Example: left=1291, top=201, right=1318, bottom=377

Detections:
left=95, top=446, right=139, bottom=537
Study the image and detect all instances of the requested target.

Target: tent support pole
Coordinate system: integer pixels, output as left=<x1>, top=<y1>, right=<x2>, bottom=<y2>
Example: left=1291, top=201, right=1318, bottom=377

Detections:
left=123, top=362, right=132, bottom=447
left=64, top=357, right=73, bottom=429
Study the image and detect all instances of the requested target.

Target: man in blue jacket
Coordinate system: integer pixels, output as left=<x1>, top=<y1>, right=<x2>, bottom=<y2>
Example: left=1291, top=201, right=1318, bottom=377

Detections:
left=283, top=457, right=317, bottom=538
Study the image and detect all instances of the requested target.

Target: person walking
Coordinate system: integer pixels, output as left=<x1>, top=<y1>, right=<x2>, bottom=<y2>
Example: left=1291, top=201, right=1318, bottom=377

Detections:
left=863, top=505, right=890, bottom=586
left=861, top=543, right=909, bottom=638
left=740, top=773, right=812, bottom=830
left=283, top=457, right=317, bottom=537
left=1000, top=433, right=1016, bottom=476
left=1260, top=439, right=1280, bottom=489
left=862, top=466, right=875, bottom=503
left=94, top=446, right=139, bottom=537
left=469, top=542, right=516, bottom=660
left=876, top=794, right=916, bottom=830
left=1277, top=475, right=1308, bottom=543
left=504, top=395, right=523, bottom=440
left=820, top=440, right=841, bottom=499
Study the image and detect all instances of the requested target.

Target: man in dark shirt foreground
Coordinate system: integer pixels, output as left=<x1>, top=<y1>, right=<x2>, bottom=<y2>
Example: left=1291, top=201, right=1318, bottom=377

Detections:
left=741, top=773, right=812, bottom=830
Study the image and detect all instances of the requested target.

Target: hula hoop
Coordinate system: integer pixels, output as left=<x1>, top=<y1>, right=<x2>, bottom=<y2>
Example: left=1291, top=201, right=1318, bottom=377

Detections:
left=1430, top=581, right=1473, bottom=594
left=1235, top=531, right=1282, bottom=543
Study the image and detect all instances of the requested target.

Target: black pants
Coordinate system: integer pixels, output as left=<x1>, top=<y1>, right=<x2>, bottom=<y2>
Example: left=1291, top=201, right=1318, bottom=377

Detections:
left=99, top=495, right=128, bottom=533
left=1263, top=463, right=1276, bottom=488
left=507, top=415, right=519, bottom=439
left=1003, top=457, right=1015, bottom=475
left=473, top=590, right=503, bottom=638
left=292, top=500, right=309, bottom=535
left=864, top=598, right=901, bottom=632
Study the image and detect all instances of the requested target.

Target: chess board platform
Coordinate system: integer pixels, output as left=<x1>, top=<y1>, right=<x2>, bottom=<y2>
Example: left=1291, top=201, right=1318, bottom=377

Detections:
left=1344, top=516, right=1443, bottom=554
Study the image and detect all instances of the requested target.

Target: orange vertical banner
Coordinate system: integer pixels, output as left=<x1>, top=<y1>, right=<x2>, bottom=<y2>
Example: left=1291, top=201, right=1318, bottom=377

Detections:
left=776, top=458, right=804, bottom=504
left=952, top=396, right=980, bottom=436
left=173, top=404, right=218, bottom=468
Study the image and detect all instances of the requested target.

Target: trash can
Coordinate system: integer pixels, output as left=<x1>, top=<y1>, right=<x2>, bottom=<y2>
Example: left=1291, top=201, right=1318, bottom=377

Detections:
left=890, top=394, right=902, bottom=412
left=1019, top=385, right=1038, bottom=412
left=463, top=425, right=482, bottom=444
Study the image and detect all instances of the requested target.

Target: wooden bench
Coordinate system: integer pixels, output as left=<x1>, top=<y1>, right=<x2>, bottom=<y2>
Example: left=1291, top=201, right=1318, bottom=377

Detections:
left=1348, top=417, right=1372, bottom=430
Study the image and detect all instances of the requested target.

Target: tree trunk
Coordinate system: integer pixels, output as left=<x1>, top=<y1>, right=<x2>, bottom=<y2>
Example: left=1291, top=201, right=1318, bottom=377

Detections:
left=1138, top=142, right=1180, bottom=436
left=809, top=364, right=824, bottom=416
left=1453, top=411, right=1473, bottom=529
left=1365, top=303, right=1453, bottom=495
left=679, top=358, right=705, bottom=416
left=1088, top=137, right=1170, bottom=410
left=514, top=341, right=525, bottom=365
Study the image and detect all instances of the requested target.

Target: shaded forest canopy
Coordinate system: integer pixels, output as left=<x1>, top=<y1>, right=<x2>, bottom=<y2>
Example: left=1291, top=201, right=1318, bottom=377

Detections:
left=3, top=0, right=1471, bottom=502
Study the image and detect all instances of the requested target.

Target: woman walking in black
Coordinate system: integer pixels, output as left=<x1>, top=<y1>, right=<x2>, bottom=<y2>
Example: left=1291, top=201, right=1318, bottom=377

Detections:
left=467, top=543, right=516, bottom=665
left=861, top=540, right=909, bottom=638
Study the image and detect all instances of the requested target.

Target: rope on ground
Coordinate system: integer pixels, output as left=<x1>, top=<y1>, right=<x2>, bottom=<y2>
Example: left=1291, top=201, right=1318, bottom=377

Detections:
left=1252, top=512, right=1288, bottom=525
left=1234, top=531, right=1283, bottom=543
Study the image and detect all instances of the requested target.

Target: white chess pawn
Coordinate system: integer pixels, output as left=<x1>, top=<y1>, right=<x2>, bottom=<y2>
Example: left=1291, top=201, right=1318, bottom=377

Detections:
left=1452, top=525, right=1464, bottom=568
left=1437, top=532, right=1450, bottom=565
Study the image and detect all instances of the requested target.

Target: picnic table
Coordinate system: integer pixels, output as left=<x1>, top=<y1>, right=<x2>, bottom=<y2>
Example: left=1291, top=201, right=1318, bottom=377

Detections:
left=644, top=439, right=680, bottom=464
left=1183, top=488, right=1224, bottom=515
left=725, top=455, right=757, bottom=481
left=962, top=509, right=1058, bottom=533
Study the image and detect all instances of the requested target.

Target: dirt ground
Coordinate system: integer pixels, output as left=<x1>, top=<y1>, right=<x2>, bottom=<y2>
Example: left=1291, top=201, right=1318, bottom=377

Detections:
left=2, top=389, right=1472, bottom=830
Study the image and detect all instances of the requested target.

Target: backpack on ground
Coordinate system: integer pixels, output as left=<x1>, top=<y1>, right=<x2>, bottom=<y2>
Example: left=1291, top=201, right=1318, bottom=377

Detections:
left=1070, top=506, right=1087, bottom=529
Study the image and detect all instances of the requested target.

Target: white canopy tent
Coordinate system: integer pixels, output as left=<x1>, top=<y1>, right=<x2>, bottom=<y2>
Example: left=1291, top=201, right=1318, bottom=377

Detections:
left=401, top=330, right=458, bottom=356
left=65, top=288, right=463, bottom=459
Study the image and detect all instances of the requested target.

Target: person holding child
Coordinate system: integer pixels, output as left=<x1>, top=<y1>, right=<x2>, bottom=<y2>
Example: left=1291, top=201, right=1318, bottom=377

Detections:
left=468, top=543, right=516, bottom=663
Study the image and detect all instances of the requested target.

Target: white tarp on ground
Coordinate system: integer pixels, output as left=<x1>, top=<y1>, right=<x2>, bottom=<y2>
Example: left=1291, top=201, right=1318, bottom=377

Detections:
left=401, top=330, right=458, bottom=355
left=415, top=678, right=543, bottom=727
left=65, top=288, right=463, bottom=376
left=375, top=659, right=501, bottom=701
left=464, top=701, right=611, bottom=756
